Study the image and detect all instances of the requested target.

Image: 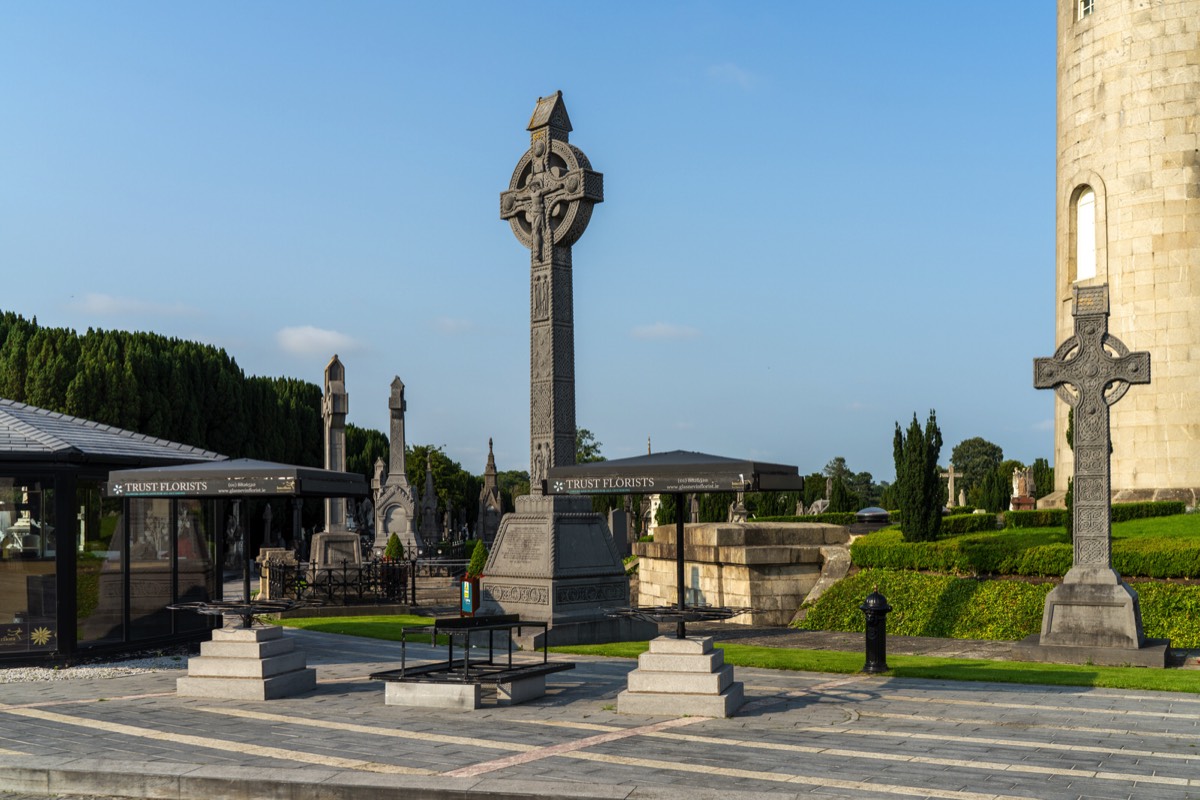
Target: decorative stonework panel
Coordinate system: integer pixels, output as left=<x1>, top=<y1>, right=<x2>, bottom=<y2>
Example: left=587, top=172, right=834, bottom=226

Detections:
left=484, top=585, right=549, bottom=605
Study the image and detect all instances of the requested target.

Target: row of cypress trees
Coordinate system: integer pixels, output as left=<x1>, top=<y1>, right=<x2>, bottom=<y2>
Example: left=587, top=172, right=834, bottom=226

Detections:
left=0, top=310, right=322, bottom=466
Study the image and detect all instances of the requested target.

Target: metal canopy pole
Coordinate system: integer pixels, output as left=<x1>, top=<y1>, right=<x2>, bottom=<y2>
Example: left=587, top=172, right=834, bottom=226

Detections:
left=675, top=491, right=686, bottom=639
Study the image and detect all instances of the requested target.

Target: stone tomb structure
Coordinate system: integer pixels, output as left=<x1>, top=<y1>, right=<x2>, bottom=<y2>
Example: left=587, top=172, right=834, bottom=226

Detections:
left=1017, top=284, right=1168, bottom=667
left=634, top=522, right=850, bottom=626
left=480, top=92, right=650, bottom=647
left=371, top=377, right=418, bottom=555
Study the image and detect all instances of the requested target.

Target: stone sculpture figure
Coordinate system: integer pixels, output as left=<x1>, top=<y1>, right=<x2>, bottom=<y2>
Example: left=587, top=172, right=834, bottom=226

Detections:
left=1024, top=283, right=1166, bottom=665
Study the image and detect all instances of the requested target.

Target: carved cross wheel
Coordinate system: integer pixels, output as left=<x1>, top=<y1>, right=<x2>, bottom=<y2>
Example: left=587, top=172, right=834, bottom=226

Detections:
left=501, top=136, right=602, bottom=261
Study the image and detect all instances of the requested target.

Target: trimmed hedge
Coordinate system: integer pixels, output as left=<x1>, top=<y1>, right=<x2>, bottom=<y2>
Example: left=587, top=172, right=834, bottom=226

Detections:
left=850, top=524, right=1200, bottom=579
left=941, top=513, right=1000, bottom=535
left=1006, top=501, right=1185, bottom=529
left=795, top=568, right=1200, bottom=647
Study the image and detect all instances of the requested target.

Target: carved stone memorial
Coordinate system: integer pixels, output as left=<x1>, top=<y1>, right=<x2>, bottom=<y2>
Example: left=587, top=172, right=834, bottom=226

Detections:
left=481, top=91, right=653, bottom=646
left=372, top=377, right=418, bottom=555
left=1017, top=284, right=1169, bottom=666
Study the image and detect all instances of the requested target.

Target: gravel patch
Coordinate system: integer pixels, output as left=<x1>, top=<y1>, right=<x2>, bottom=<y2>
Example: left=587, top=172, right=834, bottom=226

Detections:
left=0, top=652, right=188, bottom=684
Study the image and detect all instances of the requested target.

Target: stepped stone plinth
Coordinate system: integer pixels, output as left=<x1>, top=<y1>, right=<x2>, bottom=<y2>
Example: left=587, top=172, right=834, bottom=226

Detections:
left=617, top=635, right=743, bottom=718
left=176, top=625, right=316, bottom=700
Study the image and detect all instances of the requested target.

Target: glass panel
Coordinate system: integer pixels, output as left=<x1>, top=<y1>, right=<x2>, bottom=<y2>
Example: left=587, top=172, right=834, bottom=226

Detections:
left=0, top=477, right=58, bottom=654
left=175, top=499, right=217, bottom=633
left=1076, top=188, right=1096, bottom=281
left=77, top=484, right=125, bottom=646
left=128, top=498, right=173, bottom=640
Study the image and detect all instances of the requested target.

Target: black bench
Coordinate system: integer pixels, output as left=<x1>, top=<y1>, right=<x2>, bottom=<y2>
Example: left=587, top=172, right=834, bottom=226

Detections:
left=370, top=614, right=575, bottom=708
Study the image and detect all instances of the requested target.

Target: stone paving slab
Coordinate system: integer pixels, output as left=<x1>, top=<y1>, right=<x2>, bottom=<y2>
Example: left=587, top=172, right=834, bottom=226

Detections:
left=2, top=628, right=1200, bottom=800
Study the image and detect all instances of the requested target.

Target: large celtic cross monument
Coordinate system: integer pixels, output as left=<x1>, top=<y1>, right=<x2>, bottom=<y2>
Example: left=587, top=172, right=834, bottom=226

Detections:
left=480, top=92, right=654, bottom=646
left=500, top=90, right=603, bottom=488
left=1019, top=284, right=1168, bottom=666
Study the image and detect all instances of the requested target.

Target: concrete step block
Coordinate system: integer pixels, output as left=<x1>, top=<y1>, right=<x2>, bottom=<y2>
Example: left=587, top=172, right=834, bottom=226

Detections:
left=646, top=635, right=713, bottom=655
left=637, top=650, right=724, bottom=673
left=176, top=668, right=316, bottom=700
left=385, top=681, right=481, bottom=710
left=626, top=664, right=733, bottom=695
left=211, top=625, right=284, bottom=643
left=617, top=681, right=744, bottom=718
left=199, top=638, right=295, bottom=659
left=185, top=650, right=307, bottom=679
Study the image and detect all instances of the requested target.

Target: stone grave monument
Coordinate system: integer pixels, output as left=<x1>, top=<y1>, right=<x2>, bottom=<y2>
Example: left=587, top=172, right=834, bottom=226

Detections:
left=372, top=377, right=418, bottom=556
left=310, top=355, right=361, bottom=564
left=1016, top=284, right=1169, bottom=667
left=477, top=438, right=503, bottom=546
left=480, top=91, right=653, bottom=646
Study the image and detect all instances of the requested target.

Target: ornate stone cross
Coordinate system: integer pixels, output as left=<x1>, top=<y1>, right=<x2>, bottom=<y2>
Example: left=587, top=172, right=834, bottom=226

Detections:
left=500, top=91, right=603, bottom=491
left=1034, top=284, right=1150, bottom=577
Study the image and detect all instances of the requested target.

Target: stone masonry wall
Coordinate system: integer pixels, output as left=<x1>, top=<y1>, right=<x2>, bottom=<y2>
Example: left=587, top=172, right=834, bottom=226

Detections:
left=633, top=522, right=850, bottom=626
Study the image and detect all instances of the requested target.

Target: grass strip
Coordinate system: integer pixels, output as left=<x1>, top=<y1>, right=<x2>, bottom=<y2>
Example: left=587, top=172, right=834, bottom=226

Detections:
left=279, top=614, right=446, bottom=644
left=550, top=641, right=1200, bottom=694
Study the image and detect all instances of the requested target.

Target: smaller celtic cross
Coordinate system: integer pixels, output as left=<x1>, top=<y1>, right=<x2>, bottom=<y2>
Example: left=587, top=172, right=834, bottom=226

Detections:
left=1034, top=284, right=1150, bottom=575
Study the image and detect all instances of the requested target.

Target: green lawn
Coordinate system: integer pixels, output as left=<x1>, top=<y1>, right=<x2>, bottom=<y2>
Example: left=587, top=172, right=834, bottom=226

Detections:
left=273, top=614, right=1200, bottom=695
left=279, top=614, right=445, bottom=644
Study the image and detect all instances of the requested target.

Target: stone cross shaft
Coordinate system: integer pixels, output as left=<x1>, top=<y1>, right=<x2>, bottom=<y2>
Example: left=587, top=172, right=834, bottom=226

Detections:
left=500, top=92, right=603, bottom=492
left=1033, top=285, right=1150, bottom=569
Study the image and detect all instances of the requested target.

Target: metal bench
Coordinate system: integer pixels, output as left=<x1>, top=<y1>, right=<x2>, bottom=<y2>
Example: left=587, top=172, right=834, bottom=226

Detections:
left=369, top=614, right=574, bottom=708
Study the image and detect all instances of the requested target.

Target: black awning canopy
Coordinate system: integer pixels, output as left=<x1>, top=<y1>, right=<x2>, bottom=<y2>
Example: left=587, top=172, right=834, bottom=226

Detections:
left=545, top=449, right=804, bottom=495
left=106, top=457, right=369, bottom=499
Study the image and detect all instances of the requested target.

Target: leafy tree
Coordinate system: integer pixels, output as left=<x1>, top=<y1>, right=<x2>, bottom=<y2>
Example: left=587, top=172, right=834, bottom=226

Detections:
left=383, top=532, right=404, bottom=560
left=823, top=457, right=853, bottom=483
left=802, top=473, right=826, bottom=507
left=1031, top=457, right=1054, bottom=500
left=346, top=424, right=389, bottom=484
left=575, top=428, right=605, bottom=463
left=978, top=465, right=1011, bottom=513
left=496, top=469, right=530, bottom=512
left=892, top=410, right=943, bottom=542
left=827, top=477, right=857, bottom=513
left=950, top=437, right=1004, bottom=496
left=466, top=538, right=488, bottom=577
left=406, top=445, right=479, bottom=530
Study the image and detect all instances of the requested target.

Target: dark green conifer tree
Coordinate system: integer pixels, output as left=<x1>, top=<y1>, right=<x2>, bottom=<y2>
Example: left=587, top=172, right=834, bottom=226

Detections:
left=892, top=410, right=943, bottom=542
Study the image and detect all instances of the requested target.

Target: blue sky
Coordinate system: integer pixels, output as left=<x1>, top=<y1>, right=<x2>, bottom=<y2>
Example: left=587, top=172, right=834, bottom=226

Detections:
left=0, top=2, right=1057, bottom=482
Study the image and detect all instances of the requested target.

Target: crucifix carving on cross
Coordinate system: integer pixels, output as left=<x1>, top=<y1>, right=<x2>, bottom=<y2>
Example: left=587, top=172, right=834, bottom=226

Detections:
left=1034, top=284, right=1150, bottom=576
left=500, top=92, right=603, bottom=491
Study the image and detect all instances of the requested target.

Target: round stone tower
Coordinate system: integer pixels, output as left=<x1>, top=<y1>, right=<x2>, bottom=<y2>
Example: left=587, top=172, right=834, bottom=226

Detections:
left=1053, top=0, right=1200, bottom=503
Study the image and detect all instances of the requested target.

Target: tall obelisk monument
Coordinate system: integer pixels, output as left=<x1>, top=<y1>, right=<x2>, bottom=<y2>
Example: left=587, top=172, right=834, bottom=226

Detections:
left=481, top=92, right=651, bottom=646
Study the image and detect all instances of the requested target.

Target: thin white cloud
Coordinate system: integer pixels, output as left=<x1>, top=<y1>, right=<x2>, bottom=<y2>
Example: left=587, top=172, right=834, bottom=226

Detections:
left=707, top=62, right=757, bottom=90
left=631, top=322, right=701, bottom=341
left=276, top=325, right=362, bottom=356
left=433, top=317, right=473, bottom=335
left=71, top=292, right=200, bottom=317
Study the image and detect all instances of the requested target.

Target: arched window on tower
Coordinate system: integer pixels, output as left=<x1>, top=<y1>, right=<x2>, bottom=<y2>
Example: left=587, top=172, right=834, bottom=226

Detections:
left=1075, top=187, right=1096, bottom=282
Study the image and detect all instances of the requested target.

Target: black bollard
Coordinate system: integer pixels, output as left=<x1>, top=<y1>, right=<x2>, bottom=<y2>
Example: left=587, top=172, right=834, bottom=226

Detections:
left=860, top=588, right=892, bottom=673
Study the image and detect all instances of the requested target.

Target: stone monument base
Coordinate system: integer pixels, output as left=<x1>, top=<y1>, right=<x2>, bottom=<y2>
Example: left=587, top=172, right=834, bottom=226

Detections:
left=1011, top=570, right=1170, bottom=668
left=617, top=635, right=743, bottom=718
left=1012, top=635, right=1170, bottom=668
left=480, top=494, right=655, bottom=646
left=176, top=625, right=316, bottom=700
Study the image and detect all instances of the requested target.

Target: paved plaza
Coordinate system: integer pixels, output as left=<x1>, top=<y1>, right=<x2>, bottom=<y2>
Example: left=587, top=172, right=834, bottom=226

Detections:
left=2, top=628, right=1200, bottom=800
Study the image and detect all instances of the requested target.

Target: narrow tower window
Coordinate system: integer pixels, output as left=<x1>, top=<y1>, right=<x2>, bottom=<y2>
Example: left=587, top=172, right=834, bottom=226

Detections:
left=1076, top=188, right=1096, bottom=281
left=1078, top=0, right=1094, bottom=18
